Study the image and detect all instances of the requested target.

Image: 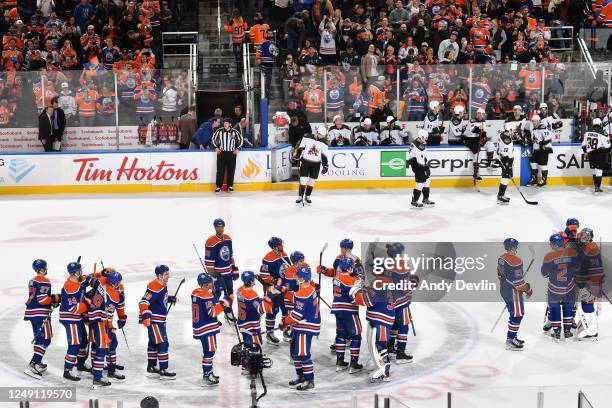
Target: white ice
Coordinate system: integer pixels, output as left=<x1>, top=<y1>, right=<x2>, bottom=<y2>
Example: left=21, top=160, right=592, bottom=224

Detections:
left=0, top=185, right=611, bottom=408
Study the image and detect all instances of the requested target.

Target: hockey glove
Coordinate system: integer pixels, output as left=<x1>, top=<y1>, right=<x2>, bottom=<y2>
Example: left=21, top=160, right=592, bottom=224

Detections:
left=51, top=294, right=61, bottom=305
left=141, top=310, right=152, bottom=327
left=232, top=265, right=240, bottom=281
left=118, top=317, right=127, bottom=329
left=220, top=297, right=231, bottom=308
left=321, top=165, right=329, bottom=175
left=167, top=295, right=177, bottom=305
left=314, top=283, right=321, bottom=292
left=316, top=265, right=327, bottom=275
left=582, top=145, right=587, bottom=154
left=142, top=318, right=151, bottom=328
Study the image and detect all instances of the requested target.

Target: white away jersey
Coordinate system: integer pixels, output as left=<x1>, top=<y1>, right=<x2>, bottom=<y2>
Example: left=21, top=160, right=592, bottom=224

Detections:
left=497, top=136, right=515, bottom=158
left=379, top=125, right=407, bottom=145
left=448, top=116, right=467, bottom=142
left=465, top=119, right=485, bottom=139
left=328, top=125, right=352, bottom=146
left=582, top=131, right=611, bottom=153
left=408, top=143, right=428, bottom=168
left=298, top=136, right=329, bottom=163
left=531, top=125, right=552, bottom=151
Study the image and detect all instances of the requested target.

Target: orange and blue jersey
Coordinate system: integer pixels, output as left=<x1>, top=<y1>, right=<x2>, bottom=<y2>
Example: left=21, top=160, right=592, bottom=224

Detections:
left=259, top=250, right=288, bottom=285
left=541, top=248, right=581, bottom=297
left=601, top=0, right=612, bottom=27
left=237, top=286, right=274, bottom=333
left=332, top=273, right=360, bottom=315
left=498, top=253, right=529, bottom=298
left=577, top=242, right=604, bottom=287
left=390, top=267, right=417, bottom=310
left=281, top=263, right=313, bottom=310
left=191, top=288, right=223, bottom=338
left=139, top=279, right=168, bottom=324
left=205, top=234, right=235, bottom=276
left=59, top=277, right=90, bottom=323
left=260, top=40, right=276, bottom=67
left=362, top=280, right=396, bottom=327
left=88, top=277, right=123, bottom=323
left=24, top=275, right=53, bottom=320
left=285, top=286, right=321, bottom=335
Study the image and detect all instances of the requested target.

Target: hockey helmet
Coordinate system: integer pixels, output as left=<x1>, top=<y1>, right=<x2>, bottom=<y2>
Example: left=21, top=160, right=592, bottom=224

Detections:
left=503, top=238, right=519, bottom=251
left=107, top=271, right=122, bottom=286
left=290, top=251, right=305, bottom=264
left=32, top=259, right=47, bottom=273
left=340, top=238, right=354, bottom=250
left=213, top=218, right=225, bottom=227
left=593, top=118, right=602, bottom=127
left=241, top=270, right=256, bottom=285
left=296, top=266, right=312, bottom=282
left=197, top=272, right=214, bottom=287
left=268, top=236, right=283, bottom=249
left=549, top=233, right=564, bottom=248
left=338, top=257, right=354, bottom=272
left=386, top=242, right=405, bottom=258
left=453, top=105, right=465, bottom=115
left=67, top=262, right=82, bottom=275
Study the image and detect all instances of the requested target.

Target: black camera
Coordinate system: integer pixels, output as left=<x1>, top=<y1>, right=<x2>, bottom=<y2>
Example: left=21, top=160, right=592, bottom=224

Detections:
left=230, top=344, right=272, bottom=376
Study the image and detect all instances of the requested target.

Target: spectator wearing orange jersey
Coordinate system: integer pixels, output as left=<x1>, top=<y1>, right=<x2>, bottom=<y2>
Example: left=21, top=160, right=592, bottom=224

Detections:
left=302, top=78, right=325, bottom=121
left=224, top=9, right=248, bottom=73
left=249, top=13, right=270, bottom=59
left=76, top=81, right=99, bottom=127
left=519, top=61, right=543, bottom=93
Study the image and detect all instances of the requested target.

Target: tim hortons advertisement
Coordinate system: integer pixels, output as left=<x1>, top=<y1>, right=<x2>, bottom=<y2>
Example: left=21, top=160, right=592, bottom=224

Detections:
left=0, top=151, right=271, bottom=188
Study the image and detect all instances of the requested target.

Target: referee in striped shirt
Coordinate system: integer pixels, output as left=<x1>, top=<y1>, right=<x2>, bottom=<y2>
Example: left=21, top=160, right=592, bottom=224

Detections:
left=212, top=117, right=244, bottom=192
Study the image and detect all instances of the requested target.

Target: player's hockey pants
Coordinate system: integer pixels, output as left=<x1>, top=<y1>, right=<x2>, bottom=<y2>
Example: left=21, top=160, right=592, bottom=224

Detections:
left=242, top=329, right=262, bottom=352
left=199, top=335, right=217, bottom=375
left=106, top=330, right=119, bottom=374
left=265, top=293, right=285, bottom=331
left=290, top=332, right=314, bottom=381
left=390, top=304, right=411, bottom=352
left=29, top=317, right=52, bottom=364
left=147, top=323, right=170, bottom=369
left=335, top=313, right=362, bottom=362
left=504, top=290, right=524, bottom=339
left=90, top=320, right=110, bottom=381
left=61, top=320, right=86, bottom=370
left=214, top=274, right=234, bottom=311
left=548, top=301, right=574, bottom=332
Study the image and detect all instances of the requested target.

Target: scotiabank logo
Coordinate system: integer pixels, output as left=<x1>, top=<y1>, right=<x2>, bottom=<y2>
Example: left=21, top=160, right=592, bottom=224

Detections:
left=74, top=157, right=199, bottom=182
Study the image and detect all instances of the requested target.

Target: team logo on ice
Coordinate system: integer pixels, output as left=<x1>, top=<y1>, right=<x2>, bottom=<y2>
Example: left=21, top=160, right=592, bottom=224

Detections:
left=219, top=245, right=231, bottom=262
left=8, top=159, right=35, bottom=183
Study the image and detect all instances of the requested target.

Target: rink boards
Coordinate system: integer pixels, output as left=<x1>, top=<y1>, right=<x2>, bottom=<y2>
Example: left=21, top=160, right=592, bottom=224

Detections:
left=0, top=144, right=603, bottom=194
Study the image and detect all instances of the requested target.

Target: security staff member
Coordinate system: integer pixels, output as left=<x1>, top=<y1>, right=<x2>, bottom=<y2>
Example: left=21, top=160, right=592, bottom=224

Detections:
left=212, top=117, right=244, bottom=193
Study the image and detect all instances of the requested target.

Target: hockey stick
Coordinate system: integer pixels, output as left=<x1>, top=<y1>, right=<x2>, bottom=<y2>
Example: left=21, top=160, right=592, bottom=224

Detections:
left=166, top=278, right=185, bottom=314
left=408, top=303, right=416, bottom=336
left=193, top=244, right=242, bottom=342
left=498, top=161, right=538, bottom=205
left=317, top=243, right=331, bottom=309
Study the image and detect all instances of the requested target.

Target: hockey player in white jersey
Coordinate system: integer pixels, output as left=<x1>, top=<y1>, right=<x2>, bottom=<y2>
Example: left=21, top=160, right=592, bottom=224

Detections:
left=496, top=124, right=516, bottom=204
left=328, top=115, right=352, bottom=146
left=294, top=126, right=329, bottom=205
left=407, top=130, right=434, bottom=209
left=422, top=101, right=444, bottom=145
left=464, top=108, right=486, bottom=181
left=379, top=116, right=408, bottom=146
left=538, top=103, right=563, bottom=134
left=581, top=118, right=611, bottom=193
left=447, top=105, right=468, bottom=145
left=529, top=115, right=553, bottom=187
left=352, top=117, right=379, bottom=146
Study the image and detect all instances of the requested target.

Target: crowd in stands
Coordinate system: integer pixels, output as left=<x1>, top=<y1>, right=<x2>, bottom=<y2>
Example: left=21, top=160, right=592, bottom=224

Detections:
left=221, top=0, right=609, bottom=124
left=0, top=0, right=192, bottom=128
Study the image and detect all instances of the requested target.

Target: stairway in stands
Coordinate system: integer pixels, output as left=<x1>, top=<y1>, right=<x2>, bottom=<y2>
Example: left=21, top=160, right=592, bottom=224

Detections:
left=198, top=1, right=244, bottom=90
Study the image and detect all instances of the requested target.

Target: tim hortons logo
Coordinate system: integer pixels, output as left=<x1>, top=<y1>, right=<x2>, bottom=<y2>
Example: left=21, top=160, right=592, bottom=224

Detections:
left=74, top=157, right=199, bottom=182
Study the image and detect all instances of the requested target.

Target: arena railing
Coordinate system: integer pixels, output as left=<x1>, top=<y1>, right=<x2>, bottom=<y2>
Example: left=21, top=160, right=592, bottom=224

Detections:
left=254, top=61, right=611, bottom=146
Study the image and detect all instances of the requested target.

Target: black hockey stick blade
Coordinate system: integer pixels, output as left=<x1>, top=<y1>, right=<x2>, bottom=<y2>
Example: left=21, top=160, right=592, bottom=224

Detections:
left=77, top=256, right=81, bottom=264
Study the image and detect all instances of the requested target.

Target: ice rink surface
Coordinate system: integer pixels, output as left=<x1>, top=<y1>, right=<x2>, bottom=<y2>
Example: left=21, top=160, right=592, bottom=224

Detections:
left=0, top=185, right=611, bottom=408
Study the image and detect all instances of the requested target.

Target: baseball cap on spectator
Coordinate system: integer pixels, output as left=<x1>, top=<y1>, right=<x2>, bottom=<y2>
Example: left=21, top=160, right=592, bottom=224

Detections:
left=61, top=82, right=69, bottom=88
left=15, top=20, right=23, bottom=25
left=87, top=25, right=95, bottom=30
